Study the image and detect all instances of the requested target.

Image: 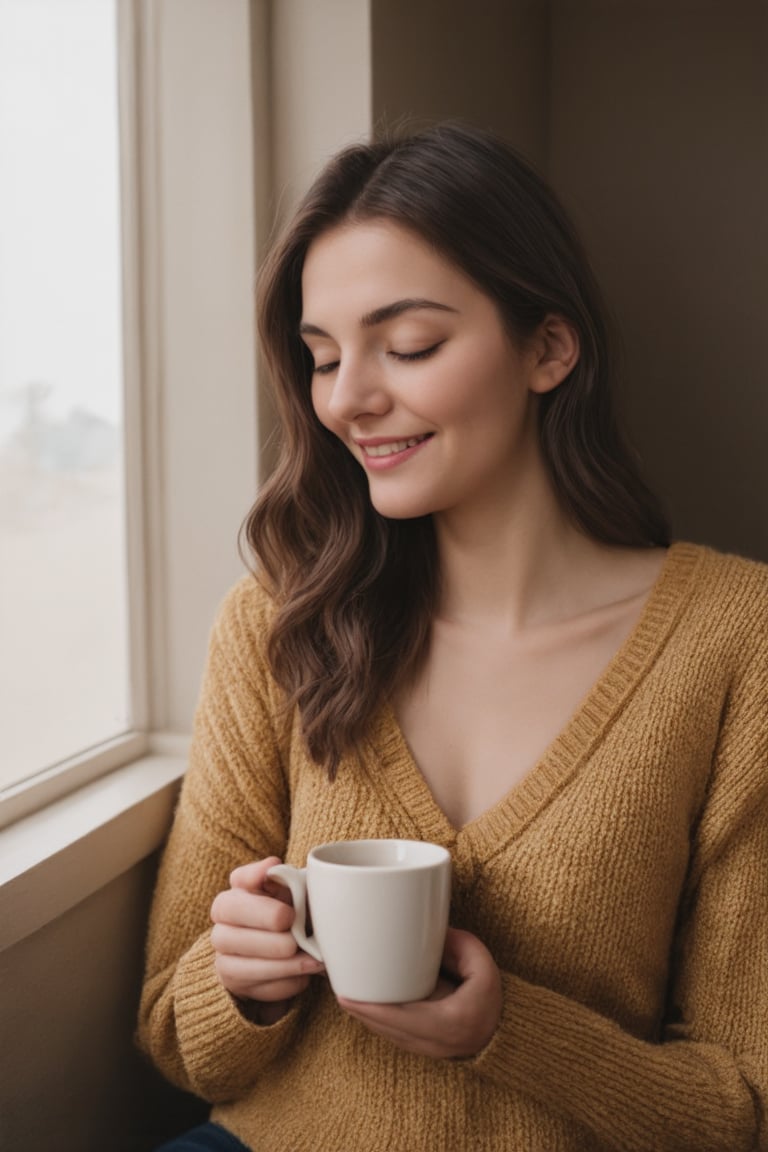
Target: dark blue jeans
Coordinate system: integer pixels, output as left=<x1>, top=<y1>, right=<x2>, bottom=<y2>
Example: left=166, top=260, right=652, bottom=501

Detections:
left=156, top=1121, right=251, bottom=1151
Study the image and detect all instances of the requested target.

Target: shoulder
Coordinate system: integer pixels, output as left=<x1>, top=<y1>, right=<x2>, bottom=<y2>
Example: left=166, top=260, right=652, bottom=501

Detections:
left=679, top=547, right=768, bottom=868
left=200, top=571, right=282, bottom=699
left=672, top=542, right=768, bottom=647
left=691, top=541, right=768, bottom=588
left=211, top=571, right=276, bottom=647
left=674, top=540, right=768, bottom=593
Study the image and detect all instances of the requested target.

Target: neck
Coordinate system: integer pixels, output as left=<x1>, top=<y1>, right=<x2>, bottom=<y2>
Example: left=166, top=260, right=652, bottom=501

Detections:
left=433, top=465, right=613, bottom=633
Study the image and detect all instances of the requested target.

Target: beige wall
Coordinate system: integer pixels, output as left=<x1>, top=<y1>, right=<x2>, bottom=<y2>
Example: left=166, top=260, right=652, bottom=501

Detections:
left=270, top=0, right=372, bottom=220
left=152, top=0, right=259, bottom=733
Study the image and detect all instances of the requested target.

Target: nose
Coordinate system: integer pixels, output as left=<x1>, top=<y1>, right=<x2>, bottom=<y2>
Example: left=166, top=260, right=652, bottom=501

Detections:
left=324, top=356, right=391, bottom=424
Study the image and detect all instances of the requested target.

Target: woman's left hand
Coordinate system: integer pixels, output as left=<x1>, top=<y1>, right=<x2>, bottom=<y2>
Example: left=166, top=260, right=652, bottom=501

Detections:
left=337, top=926, right=502, bottom=1059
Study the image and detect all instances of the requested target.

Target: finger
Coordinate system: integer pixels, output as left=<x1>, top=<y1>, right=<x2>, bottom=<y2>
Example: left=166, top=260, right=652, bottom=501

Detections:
left=230, top=858, right=296, bottom=908
left=245, top=977, right=311, bottom=1002
left=216, top=949, right=324, bottom=1004
left=262, top=877, right=296, bottom=907
left=210, top=923, right=300, bottom=960
left=216, top=961, right=314, bottom=1004
left=229, top=856, right=283, bottom=893
left=211, top=888, right=295, bottom=932
left=217, top=950, right=323, bottom=982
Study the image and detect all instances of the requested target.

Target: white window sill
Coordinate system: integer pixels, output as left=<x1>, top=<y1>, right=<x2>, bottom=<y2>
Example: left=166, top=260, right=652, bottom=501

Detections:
left=0, top=743, right=188, bottom=951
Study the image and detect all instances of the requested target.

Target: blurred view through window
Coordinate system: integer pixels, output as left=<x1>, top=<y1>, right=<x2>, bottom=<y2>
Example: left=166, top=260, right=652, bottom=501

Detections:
left=0, top=0, right=130, bottom=790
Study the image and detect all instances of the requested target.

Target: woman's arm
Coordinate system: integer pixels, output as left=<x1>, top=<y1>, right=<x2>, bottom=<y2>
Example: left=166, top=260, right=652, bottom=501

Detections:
left=476, top=768, right=767, bottom=1151
left=136, top=579, right=312, bottom=1102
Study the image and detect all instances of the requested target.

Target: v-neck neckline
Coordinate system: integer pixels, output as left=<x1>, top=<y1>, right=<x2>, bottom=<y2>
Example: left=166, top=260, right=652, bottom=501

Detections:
left=364, top=542, right=702, bottom=858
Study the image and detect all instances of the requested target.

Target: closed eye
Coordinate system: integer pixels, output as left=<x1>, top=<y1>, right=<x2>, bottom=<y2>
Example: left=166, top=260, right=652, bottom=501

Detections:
left=390, top=342, right=443, bottom=363
left=312, top=360, right=339, bottom=376
left=313, top=342, right=443, bottom=374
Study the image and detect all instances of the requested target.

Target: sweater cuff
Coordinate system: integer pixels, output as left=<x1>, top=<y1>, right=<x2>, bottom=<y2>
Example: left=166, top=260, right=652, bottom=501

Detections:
left=174, top=933, right=301, bottom=1101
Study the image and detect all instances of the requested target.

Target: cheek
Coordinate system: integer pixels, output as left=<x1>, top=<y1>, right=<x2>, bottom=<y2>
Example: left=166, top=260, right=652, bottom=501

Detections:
left=422, top=350, right=514, bottom=424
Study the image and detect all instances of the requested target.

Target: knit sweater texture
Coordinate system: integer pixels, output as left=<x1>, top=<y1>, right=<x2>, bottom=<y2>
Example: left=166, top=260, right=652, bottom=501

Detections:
left=137, top=542, right=768, bottom=1151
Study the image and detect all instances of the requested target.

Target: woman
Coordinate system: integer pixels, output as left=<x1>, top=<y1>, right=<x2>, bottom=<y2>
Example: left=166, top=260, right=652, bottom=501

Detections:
left=138, top=123, right=768, bottom=1151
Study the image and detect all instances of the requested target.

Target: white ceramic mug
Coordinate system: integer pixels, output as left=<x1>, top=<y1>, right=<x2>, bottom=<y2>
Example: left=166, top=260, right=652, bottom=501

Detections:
left=268, top=839, right=451, bottom=1003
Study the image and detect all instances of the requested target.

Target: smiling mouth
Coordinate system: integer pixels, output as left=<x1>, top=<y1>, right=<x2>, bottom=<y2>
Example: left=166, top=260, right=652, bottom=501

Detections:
left=361, top=435, right=432, bottom=458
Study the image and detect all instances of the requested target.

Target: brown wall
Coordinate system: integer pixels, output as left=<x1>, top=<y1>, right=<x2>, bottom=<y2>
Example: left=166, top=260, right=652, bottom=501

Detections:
left=549, top=0, right=768, bottom=561
left=371, top=0, right=550, bottom=170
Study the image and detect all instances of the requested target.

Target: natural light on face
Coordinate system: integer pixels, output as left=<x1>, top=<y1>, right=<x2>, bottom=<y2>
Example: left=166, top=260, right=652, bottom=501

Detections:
left=0, top=0, right=129, bottom=788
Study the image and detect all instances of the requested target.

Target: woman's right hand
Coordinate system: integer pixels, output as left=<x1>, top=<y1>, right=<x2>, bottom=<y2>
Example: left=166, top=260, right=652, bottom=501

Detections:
left=210, top=856, right=325, bottom=1025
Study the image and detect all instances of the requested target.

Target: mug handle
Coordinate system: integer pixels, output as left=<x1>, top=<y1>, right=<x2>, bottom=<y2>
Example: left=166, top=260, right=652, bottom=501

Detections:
left=267, top=863, right=323, bottom=962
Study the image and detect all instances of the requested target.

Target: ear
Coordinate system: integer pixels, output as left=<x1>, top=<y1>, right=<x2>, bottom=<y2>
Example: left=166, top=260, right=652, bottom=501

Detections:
left=527, top=314, right=580, bottom=395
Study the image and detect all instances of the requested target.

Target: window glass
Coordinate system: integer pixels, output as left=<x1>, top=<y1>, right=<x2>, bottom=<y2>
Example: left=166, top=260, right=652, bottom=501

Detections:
left=0, top=0, right=130, bottom=789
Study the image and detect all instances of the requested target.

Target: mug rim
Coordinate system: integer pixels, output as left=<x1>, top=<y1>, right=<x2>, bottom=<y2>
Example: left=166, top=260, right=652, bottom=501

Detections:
left=308, top=837, right=450, bottom=870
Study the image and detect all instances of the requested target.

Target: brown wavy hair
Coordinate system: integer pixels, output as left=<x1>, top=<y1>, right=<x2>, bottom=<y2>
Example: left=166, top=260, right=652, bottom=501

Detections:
left=243, top=122, right=669, bottom=776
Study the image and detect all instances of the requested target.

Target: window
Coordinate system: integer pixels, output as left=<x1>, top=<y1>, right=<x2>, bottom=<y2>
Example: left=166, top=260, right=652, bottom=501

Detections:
left=0, top=0, right=259, bottom=834
left=0, top=0, right=131, bottom=794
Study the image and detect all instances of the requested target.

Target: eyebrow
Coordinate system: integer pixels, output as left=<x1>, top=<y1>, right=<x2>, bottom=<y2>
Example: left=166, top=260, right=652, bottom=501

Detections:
left=298, top=297, right=458, bottom=338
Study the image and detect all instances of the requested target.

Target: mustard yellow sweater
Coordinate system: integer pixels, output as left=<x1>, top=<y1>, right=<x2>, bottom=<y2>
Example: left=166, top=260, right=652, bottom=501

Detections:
left=138, top=543, right=768, bottom=1151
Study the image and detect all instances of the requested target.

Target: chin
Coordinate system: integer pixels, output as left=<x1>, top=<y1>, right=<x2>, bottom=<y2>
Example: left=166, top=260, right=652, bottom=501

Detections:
left=368, top=493, right=436, bottom=521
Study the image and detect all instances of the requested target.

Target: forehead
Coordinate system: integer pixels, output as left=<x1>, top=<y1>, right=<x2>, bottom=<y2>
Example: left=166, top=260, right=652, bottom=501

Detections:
left=300, top=220, right=475, bottom=317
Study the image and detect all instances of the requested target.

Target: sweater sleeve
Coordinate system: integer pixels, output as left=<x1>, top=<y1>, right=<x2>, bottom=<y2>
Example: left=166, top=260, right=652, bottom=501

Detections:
left=471, top=639, right=768, bottom=1152
left=136, top=578, right=305, bottom=1102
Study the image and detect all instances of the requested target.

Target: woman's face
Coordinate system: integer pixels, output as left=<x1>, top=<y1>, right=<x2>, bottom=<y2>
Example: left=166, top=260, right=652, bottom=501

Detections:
left=300, top=219, right=548, bottom=524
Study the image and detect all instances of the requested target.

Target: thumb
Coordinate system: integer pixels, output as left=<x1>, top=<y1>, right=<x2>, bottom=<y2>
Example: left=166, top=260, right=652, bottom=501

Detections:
left=440, top=926, right=493, bottom=983
left=229, top=856, right=283, bottom=893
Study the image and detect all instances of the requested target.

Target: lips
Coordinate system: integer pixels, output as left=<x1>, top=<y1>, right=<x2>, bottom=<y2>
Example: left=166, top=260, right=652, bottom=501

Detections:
left=358, top=434, right=432, bottom=458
